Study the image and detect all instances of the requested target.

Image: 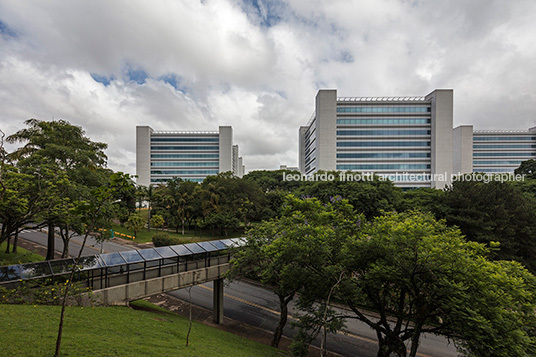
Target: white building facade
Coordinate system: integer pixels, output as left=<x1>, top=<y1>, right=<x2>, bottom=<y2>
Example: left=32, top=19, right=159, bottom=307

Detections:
left=136, top=126, right=244, bottom=186
left=299, top=89, right=453, bottom=189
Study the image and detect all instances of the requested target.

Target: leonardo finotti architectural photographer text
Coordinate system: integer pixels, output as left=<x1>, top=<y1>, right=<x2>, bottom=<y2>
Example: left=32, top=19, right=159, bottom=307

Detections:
left=282, top=172, right=525, bottom=183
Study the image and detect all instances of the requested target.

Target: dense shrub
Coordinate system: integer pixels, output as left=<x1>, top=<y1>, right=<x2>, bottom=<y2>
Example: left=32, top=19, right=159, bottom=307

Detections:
left=152, top=232, right=191, bottom=247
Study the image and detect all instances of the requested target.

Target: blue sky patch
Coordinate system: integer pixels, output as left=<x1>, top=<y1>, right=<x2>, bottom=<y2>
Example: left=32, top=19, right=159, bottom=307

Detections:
left=159, top=74, right=188, bottom=93
left=90, top=73, right=113, bottom=86
left=125, top=66, right=149, bottom=85
left=0, top=19, right=17, bottom=38
left=242, top=0, right=284, bottom=28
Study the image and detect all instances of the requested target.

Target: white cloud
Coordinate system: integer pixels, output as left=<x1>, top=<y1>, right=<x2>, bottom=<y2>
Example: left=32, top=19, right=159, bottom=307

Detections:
left=1, top=0, right=535, bottom=174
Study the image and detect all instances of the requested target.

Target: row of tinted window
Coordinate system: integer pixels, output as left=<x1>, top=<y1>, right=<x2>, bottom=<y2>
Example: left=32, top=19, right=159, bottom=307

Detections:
left=337, top=141, right=431, bottom=147
left=151, top=170, right=219, bottom=175
left=151, top=162, right=219, bottom=167
left=337, top=118, right=431, bottom=125
left=337, top=152, right=431, bottom=159
left=337, top=130, right=430, bottom=136
left=473, top=144, right=536, bottom=149
left=337, top=106, right=431, bottom=113
left=152, top=154, right=220, bottom=159
left=151, top=146, right=219, bottom=151
left=473, top=136, right=536, bottom=141
left=473, top=152, right=536, bottom=157
left=337, top=164, right=430, bottom=170
left=473, top=160, right=524, bottom=165
left=473, top=168, right=515, bottom=173
left=151, top=138, right=219, bottom=142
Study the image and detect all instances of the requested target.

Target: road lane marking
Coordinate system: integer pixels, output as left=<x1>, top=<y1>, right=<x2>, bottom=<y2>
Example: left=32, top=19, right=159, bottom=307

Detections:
left=197, top=284, right=434, bottom=357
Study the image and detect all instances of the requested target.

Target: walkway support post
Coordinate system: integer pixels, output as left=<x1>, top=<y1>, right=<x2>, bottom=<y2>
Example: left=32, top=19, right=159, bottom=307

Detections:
left=213, top=278, right=224, bottom=324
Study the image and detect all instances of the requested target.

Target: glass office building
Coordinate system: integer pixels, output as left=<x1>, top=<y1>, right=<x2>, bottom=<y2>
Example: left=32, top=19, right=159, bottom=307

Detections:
left=299, top=89, right=453, bottom=188
left=453, top=127, right=536, bottom=174
left=136, top=126, right=245, bottom=186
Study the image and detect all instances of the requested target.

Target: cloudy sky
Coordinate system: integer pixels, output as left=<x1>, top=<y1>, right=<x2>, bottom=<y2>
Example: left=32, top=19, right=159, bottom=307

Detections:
left=1, top=0, right=535, bottom=174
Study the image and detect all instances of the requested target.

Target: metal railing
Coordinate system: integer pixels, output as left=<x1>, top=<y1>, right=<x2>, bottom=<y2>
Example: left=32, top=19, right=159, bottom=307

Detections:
left=0, top=238, right=244, bottom=290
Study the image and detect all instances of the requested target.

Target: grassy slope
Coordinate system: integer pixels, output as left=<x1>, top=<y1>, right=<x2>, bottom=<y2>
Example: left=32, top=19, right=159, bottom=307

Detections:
left=0, top=301, right=285, bottom=357
left=0, top=242, right=44, bottom=266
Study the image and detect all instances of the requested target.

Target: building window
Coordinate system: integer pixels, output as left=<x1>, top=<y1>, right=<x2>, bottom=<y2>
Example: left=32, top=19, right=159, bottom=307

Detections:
left=151, top=162, right=219, bottom=167
left=337, top=152, right=431, bottom=159
left=337, top=118, right=431, bottom=125
left=337, top=141, right=431, bottom=147
left=337, top=164, right=431, bottom=170
left=151, top=146, right=219, bottom=150
left=473, top=136, right=536, bottom=141
left=473, top=144, right=536, bottom=149
left=151, top=137, right=219, bottom=142
left=337, top=129, right=430, bottom=136
left=336, top=106, right=431, bottom=113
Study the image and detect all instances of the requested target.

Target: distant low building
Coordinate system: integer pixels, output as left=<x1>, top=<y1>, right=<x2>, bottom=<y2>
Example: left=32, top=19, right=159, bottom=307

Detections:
left=279, top=165, right=300, bottom=171
left=136, top=125, right=245, bottom=186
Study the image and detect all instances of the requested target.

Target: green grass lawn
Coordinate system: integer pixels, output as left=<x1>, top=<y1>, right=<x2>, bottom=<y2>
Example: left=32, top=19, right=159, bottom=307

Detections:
left=0, top=301, right=286, bottom=357
left=110, top=223, right=244, bottom=244
left=0, top=242, right=44, bottom=266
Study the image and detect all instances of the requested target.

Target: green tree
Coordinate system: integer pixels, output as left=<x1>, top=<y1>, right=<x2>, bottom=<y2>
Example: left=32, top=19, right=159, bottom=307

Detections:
left=195, top=173, right=267, bottom=235
left=229, top=195, right=360, bottom=348
left=150, top=214, right=165, bottom=231
left=7, top=119, right=108, bottom=259
left=0, top=163, right=65, bottom=254
left=0, top=129, right=6, bottom=201
left=397, top=187, right=447, bottom=215
left=296, top=211, right=536, bottom=357
left=296, top=171, right=402, bottom=220
left=152, top=178, right=198, bottom=234
left=442, top=179, right=536, bottom=273
left=54, top=172, right=134, bottom=356
left=124, top=213, right=145, bottom=239
left=243, top=169, right=303, bottom=192
left=515, top=159, right=536, bottom=179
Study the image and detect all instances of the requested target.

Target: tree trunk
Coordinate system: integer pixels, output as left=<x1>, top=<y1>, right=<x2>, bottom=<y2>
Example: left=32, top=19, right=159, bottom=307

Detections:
left=0, top=223, right=6, bottom=245
left=4, top=235, right=10, bottom=253
left=271, top=295, right=290, bottom=347
left=46, top=222, right=55, bottom=260
left=181, top=218, right=185, bottom=235
left=408, top=325, right=422, bottom=357
left=11, top=230, right=18, bottom=253
left=61, top=238, right=69, bottom=258
left=55, top=226, right=94, bottom=355
left=186, top=287, right=193, bottom=346
left=147, top=205, right=151, bottom=230
left=60, top=227, right=70, bottom=258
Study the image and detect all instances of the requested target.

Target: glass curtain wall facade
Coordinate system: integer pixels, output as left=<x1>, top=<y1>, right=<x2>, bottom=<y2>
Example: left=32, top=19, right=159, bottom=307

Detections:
left=136, top=126, right=244, bottom=186
left=453, top=126, right=536, bottom=174
left=473, top=131, right=536, bottom=173
left=299, top=89, right=453, bottom=189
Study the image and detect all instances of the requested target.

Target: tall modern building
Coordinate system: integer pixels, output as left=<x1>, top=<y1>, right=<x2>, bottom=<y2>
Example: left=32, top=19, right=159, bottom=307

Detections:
left=299, top=89, right=453, bottom=189
left=453, top=126, right=536, bottom=174
left=136, top=126, right=245, bottom=186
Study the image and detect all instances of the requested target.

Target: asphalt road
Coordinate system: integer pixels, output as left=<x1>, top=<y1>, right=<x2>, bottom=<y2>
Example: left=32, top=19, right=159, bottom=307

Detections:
left=19, top=228, right=133, bottom=257
left=169, top=281, right=459, bottom=357
left=17, top=229, right=459, bottom=356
